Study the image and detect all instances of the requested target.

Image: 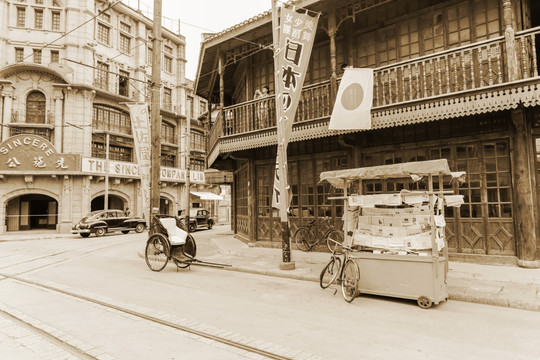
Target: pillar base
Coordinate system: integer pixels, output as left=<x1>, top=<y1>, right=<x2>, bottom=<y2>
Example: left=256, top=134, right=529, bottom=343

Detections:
left=517, top=259, right=540, bottom=269
left=279, top=261, right=295, bottom=270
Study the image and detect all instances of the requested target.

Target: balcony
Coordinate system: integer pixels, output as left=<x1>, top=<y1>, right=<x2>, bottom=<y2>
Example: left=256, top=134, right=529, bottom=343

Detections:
left=208, top=27, right=540, bottom=161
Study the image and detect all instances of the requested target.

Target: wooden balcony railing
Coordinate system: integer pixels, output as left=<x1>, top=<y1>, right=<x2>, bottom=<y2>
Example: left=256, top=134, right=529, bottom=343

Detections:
left=209, top=27, right=540, bottom=152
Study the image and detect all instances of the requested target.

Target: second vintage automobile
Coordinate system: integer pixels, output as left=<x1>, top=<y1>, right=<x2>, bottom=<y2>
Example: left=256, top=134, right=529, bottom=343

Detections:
left=188, top=208, right=214, bottom=232
left=71, top=209, right=146, bottom=237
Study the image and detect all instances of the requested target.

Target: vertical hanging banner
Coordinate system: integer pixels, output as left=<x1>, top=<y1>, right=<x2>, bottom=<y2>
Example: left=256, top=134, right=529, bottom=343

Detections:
left=127, top=103, right=152, bottom=221
left=272, top=6, right=320, bottom=215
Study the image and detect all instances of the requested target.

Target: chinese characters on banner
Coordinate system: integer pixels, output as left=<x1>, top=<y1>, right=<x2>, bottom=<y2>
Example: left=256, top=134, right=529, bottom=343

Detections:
left=272, top=7, right=319, bottom=218
left=127, top=104, right=152, bottom=220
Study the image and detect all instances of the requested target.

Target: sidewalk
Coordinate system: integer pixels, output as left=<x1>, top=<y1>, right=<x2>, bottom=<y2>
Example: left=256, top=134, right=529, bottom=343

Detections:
left=207, top=230, right=540, bottom=312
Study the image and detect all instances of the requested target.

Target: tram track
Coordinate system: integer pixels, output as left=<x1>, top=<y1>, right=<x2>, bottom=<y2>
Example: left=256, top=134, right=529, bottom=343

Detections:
left=0, top=272, right=296, bottom=360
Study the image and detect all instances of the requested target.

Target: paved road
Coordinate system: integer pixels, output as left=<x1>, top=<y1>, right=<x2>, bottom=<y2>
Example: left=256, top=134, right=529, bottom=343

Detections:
left=0, top=228, right=539, bottom=359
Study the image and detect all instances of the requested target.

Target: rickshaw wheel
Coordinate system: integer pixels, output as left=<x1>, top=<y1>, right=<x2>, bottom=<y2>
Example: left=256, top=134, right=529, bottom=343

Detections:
left=172, top=234, right=197, bottom=269
left=145, top=233, right=169, bottom=272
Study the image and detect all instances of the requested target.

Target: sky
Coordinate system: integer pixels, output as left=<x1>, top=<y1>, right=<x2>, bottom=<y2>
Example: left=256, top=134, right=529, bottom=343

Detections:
left=122, top=0, right=272, bottom=80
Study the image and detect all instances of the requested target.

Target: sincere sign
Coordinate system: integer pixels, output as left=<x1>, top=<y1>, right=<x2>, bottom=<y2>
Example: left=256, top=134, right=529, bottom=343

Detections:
left=0, top=134, right=80, bottom=172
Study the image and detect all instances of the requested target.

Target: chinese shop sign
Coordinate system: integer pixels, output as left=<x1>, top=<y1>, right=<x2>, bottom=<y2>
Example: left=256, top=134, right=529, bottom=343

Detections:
left=0, top=134, right=80, bottom=172
left=272, top=7, right=319, bottom=214
left=127, top=103, right=151, bottom=219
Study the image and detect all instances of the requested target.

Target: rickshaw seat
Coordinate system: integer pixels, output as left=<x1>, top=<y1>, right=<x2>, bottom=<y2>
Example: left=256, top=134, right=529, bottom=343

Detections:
left=160, top=217, right=188, bottom=245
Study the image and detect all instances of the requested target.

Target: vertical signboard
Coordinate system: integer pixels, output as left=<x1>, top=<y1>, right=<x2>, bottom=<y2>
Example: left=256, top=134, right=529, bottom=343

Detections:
left=127, top=103, right=152, bottom=220
left=272, top=6, right=320, bottom=216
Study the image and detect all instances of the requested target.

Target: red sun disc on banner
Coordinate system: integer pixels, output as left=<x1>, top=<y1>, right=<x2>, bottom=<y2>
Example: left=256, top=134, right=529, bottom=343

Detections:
left=341, top=83, right=364, bottom=110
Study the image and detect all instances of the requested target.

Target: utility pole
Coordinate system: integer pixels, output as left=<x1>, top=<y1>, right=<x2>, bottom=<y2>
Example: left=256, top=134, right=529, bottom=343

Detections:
left=150, top=0, right=162, bottom=218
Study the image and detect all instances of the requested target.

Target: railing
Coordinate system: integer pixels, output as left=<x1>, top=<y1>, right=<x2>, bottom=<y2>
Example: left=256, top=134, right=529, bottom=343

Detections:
left=10, top=110, right=55, bottom=125
left=211, top=27, right=540, bottom=147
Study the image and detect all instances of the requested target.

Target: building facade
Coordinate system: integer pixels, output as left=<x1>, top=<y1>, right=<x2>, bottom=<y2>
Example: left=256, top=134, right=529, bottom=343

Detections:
left=0, top=0, right=212, bottom=234
left=195, top=0, right=540, bottom=267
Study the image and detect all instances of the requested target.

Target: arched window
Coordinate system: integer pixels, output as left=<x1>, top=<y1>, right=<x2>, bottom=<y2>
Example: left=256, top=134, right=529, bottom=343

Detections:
left=26, top=91, right=46, bottom=124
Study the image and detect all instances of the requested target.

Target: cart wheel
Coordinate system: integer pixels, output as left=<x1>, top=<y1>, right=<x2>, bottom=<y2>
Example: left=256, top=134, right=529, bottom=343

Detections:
left=341, top=260, right=360, bottom=302
left=145, top=233, right=169, bottom=272
left=320, top=257, right=342, bottom=289
left=417, top=296, right=433, bottom=309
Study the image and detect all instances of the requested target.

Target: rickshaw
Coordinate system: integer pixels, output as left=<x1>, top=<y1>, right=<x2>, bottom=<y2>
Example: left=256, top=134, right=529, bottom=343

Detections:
left=144, top=214, right=228, bottom=272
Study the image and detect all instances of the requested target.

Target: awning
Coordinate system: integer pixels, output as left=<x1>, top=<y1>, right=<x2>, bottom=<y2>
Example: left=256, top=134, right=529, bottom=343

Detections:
left=190, top=191, right=223, bottom=200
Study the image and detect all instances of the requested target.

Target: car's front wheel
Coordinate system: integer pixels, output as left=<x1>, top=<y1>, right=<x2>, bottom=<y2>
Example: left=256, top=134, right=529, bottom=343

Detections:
left=189, top=222, right=196, bottom=232
left=121, top=230, right=130, bottom=234
left=135, top=223, right=145, bottom=233
left=95, top=227, right=106, bottom=237
left=80, top=233, right=90, bottom=238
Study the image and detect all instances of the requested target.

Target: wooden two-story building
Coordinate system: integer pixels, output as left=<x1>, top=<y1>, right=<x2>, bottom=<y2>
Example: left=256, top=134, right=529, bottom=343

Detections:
left=195, top=0, right=540, bottom=267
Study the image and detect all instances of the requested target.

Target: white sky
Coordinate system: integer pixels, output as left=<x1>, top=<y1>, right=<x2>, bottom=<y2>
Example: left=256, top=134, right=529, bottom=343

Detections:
left=123, top=0, right=272, bottom=80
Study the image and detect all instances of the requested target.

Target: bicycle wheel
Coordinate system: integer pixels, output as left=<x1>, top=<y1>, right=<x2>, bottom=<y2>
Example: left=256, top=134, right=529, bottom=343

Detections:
left=326, top=229, right=344, bottom=253
left=172, top=234, right=197, bottom=269
left=145, top=233, right=169, bottom=272
left=341, top=259, right=360, bottom=302
left=320, top=256, right=342, bottom=289
left=294, top=227, right=316, bottom=252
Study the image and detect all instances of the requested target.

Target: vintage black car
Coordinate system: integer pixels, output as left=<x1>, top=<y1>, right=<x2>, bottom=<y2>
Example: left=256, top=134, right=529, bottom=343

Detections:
left=71, top=209, right=146, bottom=237
left=188, top=208, right=214, bottom=232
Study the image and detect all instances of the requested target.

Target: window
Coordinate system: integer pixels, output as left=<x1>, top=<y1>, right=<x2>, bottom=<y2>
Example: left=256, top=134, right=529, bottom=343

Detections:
left=163, top=55, right=172, bottom=73
left=96, top=62, right=109, bottom=90
left=50, top=50, right=59, bottom=63
left=26, top=91, right=46, bottom=124
left=92, top=105, right=133, bottom=162
left=17, top=7, right=26, bottom=27
left=33, top=49, right=41, bottom=64
left=120, top=22, right=131, bottom=33
left=163, top=87, right=172, bottom=111
left=36, top=0, right=43, bottom=4
left=98, top=12, right=110, bottom=22
left=97, top=23, right=110, bottom=44
left=118, top=70, right=129, bottom=97
left=161, top=122, right=175, bottom=144
left=163, top=45, right=173, bottom=72
left=15, top=48, right=24, bottom=62
left=34, top=9, right=43, bottom=29
left=119, top=34, right=130, bottom=54
left=51, top=11, right=60, bottom=31
left=92, top=105, right=131, bottom=135
left=191, top=132, right=205, bottom=152
left=199, top=101, right=207, bottom=116
left=190, top=159, right=205, bottom=172
left=147, top=47, right=152, bottom=65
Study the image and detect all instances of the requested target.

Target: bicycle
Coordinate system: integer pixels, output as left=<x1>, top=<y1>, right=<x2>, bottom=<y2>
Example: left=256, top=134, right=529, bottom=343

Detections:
left=293, top=216, right=344, bottom=252
left=319, top=238, right=360, bottom=303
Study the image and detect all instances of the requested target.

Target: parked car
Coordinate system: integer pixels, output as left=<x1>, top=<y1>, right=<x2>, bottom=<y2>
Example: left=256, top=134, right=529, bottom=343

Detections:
left=188, top=208, right=214, bottom=232
left=71, top=209, right=146, bottom=237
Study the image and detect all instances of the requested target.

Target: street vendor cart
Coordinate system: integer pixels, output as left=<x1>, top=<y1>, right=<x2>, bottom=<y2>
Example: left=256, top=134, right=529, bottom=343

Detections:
left=320, top=159, right=465, bottom=308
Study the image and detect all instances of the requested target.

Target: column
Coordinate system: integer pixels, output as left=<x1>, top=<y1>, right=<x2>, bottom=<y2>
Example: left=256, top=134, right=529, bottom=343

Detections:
left=510, top=108, right=539, bottom=268
left=2, top=88, right=14, bottom=141
left=327, top=0, right=338, bottom=104
left=502, top=0, right=518, bottom=81
left=53, top=88, right=64, bottom=151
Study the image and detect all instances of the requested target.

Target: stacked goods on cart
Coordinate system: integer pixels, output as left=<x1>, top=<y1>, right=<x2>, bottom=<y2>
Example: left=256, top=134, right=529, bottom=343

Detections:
left=344, top=191, right=464, bottom=255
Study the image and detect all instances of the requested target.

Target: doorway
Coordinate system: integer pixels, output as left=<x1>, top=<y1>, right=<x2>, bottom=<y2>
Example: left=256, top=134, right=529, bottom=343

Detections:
left=6, top=194, right=58, bottom=231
